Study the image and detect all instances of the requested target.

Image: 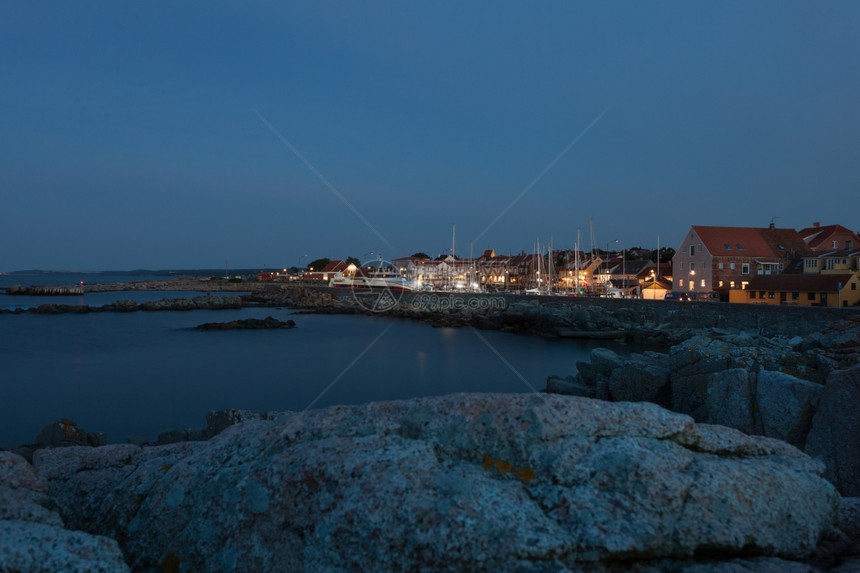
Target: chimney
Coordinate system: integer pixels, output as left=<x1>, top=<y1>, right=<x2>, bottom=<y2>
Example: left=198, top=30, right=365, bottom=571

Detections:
left=813, top=222, right=820, bottom=228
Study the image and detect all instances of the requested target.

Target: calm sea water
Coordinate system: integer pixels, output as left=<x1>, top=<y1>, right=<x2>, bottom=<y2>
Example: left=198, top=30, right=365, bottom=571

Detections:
left=0, top=272, right=635, bottom=448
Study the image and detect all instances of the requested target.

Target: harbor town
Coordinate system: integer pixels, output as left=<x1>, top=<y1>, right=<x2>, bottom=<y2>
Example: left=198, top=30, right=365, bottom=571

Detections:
left=247, top=221, right=860, bottom=308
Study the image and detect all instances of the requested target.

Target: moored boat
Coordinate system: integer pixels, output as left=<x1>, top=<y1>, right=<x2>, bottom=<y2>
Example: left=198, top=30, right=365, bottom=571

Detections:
left=329, top=271, right=416, bottom=291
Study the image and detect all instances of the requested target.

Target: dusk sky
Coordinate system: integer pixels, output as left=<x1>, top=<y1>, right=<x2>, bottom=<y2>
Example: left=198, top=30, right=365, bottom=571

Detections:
left=2, top=2, right=858, bottom=271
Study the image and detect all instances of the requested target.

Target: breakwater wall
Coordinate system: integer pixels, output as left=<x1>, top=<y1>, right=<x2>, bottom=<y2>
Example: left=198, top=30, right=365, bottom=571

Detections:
left=4, top=285, right=84, bottom=296
left=318, top=287, right=858, bottom=339
left=525, top=294, right=857, bottom=338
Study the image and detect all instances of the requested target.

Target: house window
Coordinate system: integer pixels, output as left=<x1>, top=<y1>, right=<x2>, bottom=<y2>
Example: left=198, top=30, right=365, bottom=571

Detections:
left=751, top=291, right=757, bottom=299
left=718, top=280, right=724, bottom=287
left=724, top=243, right=732, bottom=250
left=848, top=240, right=854, bottom=250
left=730, top=263, right=736, bottom=270
left=759, top=291, right=766, bottom=299
left=792, top=292, right=799, bottom=300
left=690, top=245, right=695, bottom=256
left=742, top=263, right=750, bottom=275
left=768, top=292, right=775, bottom=299
left=737, top=244, right=744, bottom=250
left=852, top=283, right=857, bottom=291
left=700, top=279, right=705, bottom=287
left=690, top=262, right=695, bottom=270
left=808, top=292, right=815, bottom=301
left=718, top=262, right=724, bottom=270
left=678, top=280, right=684, bottom=288
left=730, top=281, right=735, bottom=288
left=832, top=240, right=839, bottom=248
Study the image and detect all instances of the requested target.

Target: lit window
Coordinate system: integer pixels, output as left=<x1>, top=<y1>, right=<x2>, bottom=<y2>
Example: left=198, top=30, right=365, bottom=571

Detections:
left=719, top=280, right=724, bottom=287
left=730, top=281, right=735, bottom=288
left=700, top=279, right=705, bottom=287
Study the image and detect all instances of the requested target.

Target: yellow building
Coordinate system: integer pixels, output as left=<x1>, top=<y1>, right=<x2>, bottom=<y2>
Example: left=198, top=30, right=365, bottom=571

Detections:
left=728, top=272, right=860, bottom=307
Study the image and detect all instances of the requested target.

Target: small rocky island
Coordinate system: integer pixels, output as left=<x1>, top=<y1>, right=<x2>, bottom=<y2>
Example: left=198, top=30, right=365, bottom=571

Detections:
left=195, top=316, right=296, bottom=330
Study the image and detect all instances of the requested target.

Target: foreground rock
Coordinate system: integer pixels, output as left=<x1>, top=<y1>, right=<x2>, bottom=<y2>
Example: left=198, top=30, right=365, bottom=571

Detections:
left=34, top=393, right=841, bottom=572
left=0, top=452, right=129, bottom=572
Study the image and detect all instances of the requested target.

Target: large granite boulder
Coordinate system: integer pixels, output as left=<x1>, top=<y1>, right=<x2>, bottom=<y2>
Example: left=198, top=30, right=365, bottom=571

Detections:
left=806, top=364, right=860, bottom=497
left=756, top=370, right=823, bottom=449
left=702, top=368, right=824, bottom=450
left=706, top=368, right=757, bottom=435
left=607, top=350, right=670, bottom=403
left=669, top=337, right=739, bottom=419
left=34, top=393, right=840, bottom=572
left=0, top=451, right=129, bottom=572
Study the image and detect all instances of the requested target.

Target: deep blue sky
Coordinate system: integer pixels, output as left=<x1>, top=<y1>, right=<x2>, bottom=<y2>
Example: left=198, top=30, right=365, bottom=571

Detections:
left=2, top=2, right=858, bottom=271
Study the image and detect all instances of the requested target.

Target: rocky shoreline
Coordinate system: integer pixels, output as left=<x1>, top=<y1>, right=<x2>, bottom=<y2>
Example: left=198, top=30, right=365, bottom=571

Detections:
left=3, top=280, right=860, bottom=570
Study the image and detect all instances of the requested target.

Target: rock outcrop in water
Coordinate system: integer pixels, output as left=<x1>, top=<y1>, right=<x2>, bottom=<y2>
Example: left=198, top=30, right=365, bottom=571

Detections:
left=12, top=393, right=849, bottom=572
left=195, top=316, right=296, bottom=330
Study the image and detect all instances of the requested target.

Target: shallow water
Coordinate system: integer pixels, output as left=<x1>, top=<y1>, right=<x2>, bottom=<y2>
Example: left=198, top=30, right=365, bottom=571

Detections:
left=0, top=307, right=636, bottom=447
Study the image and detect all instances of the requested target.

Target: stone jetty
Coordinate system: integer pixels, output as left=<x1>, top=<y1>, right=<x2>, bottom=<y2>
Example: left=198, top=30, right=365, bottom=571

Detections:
left=4, top=284, right=84, bottom=296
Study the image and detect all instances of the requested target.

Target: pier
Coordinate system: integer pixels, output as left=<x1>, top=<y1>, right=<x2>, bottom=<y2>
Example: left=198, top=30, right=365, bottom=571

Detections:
left=3, top=285, right=84, bottom=296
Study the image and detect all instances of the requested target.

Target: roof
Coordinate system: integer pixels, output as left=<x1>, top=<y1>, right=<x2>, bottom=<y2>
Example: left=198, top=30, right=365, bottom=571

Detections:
left=745, top=273, right=853, bottom=292
left=798, top=224, right=860, bottom=250
left=692, top=226, right=808, bottom=258
left=642, top=277, right=673, bottom=290
left=319, top=260, right=351, bottom=273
